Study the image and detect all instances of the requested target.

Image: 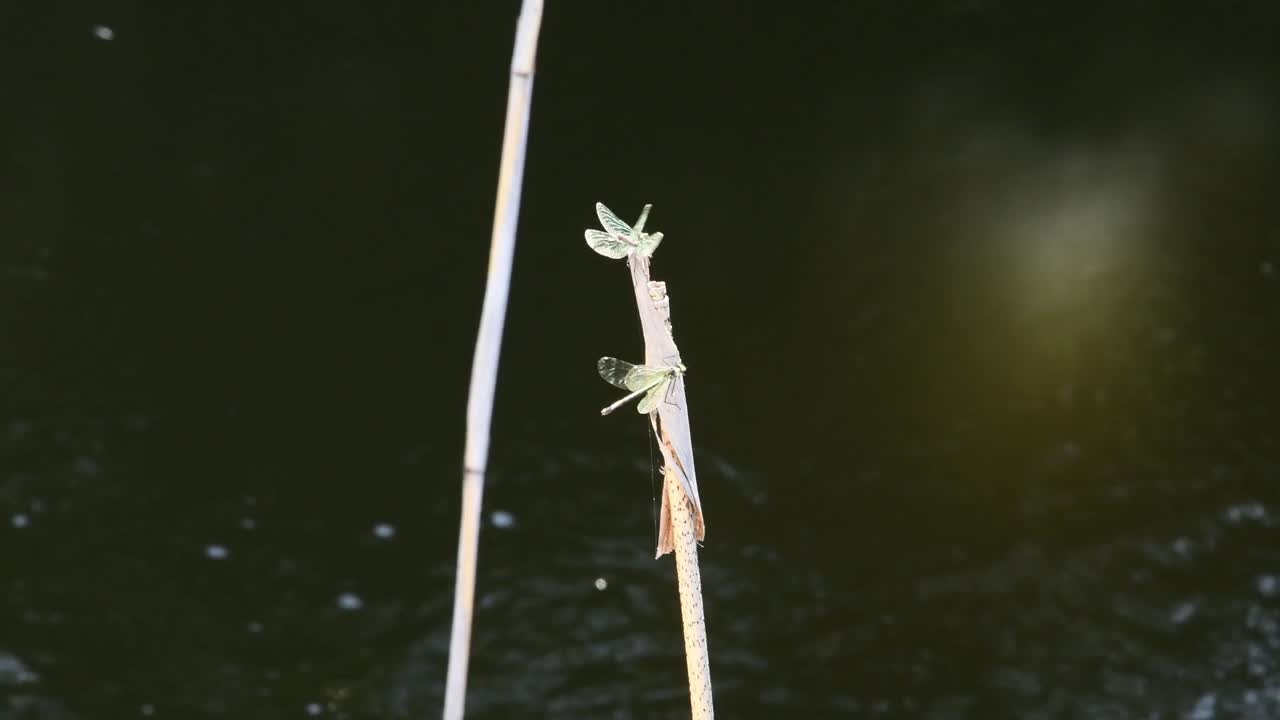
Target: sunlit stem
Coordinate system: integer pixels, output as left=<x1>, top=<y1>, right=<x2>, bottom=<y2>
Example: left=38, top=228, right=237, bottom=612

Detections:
left=444, top=1, right=543, bottom=719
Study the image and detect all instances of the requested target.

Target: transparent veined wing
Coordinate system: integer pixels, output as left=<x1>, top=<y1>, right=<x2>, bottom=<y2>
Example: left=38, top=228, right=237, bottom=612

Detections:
left=595, top=203, right=635, bottom=240
left=597, top=357, right=637, bottom=389
left=591, top=203, right=663, bottom=259
left=636, top=375, right=673, bottom=413
left=622, top=365, right=672, bottom=393
left=631, top=204, right=652, bottom=236
left=585, top=229, right=631, bottom=259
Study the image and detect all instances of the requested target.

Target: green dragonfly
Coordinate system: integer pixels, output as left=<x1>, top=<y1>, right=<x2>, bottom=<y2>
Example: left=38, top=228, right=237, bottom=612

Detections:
left=584, top=203, right=664, bottom=259
left=597, top=356, right=686, bottom=416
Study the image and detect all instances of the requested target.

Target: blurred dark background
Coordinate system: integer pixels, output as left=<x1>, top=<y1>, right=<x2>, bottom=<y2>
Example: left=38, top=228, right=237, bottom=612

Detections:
left=3, top=2, right=1279, bottom=718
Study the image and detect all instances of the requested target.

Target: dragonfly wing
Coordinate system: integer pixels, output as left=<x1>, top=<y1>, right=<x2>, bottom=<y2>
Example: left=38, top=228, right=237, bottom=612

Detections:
left=585, top=229, right=631, bottom=259
left=631, top=204, right=652, bottom=237
left=636, top=376, right=671, bottom=413
left=623, top=365, right=670, bottom=393
left=595, top=203, right=634, bottom=240
left=597, top=357, right=637, bottom=389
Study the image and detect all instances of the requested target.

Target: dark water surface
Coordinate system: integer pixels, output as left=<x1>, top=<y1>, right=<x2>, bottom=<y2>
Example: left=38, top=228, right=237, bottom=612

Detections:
left=4, top=3, right=1280, bottom=718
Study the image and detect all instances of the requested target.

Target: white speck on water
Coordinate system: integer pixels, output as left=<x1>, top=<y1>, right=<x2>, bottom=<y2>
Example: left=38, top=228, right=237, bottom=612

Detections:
left=1225, top=501, right=1267, bottom=525
left=1170, top=601, right=1198, bottom=625
left=1247, top=644, right=1269, bottom=677
left=75, top=457, right=99, bottom=476
left=1246, top=604, right=1278, bottom=635
left=93, top=25, right=114, bottom=41
left=1171, top=536, right=1194, bottom=558
left=305, top=702, right=323, bottom=716
left=372, top=522, right=395, bottom=539
left=336, top=592, right=363, bottom=611
left=1188, top=692, right=1216, bottom=720
left=140, top=703, right=154, bottom=716
left=1262, top=260, right=1275, bottom=277
left=490, top=510, right=516, bottom=529
left=0, top=652, right=39, bottom=683
left=11, top=513, right=29, bottom=529
left=239, top=517, right=256, bottom=530
left=205, top=544, right=229, bottom=560
left=1257, top=575, right=1278, bottom=598
left=594, top=577, right=608, bottom=591
left=713, top=456, right=743, bottom=481
left=247, top=621, right=263, bottom=633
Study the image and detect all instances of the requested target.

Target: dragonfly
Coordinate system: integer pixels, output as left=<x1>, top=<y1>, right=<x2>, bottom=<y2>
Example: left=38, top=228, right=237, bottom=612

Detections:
left=597, top=356, right=686, bottom=416
left=584, top=203, right=664, bottom=259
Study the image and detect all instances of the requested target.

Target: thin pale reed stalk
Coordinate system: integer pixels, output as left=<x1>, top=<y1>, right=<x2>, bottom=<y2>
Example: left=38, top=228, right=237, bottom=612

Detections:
left=596, top=225, right=713, bottom=717
left=444, top=2, right=543, bottom=719
left=667, top=466, right=713, bottom=719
